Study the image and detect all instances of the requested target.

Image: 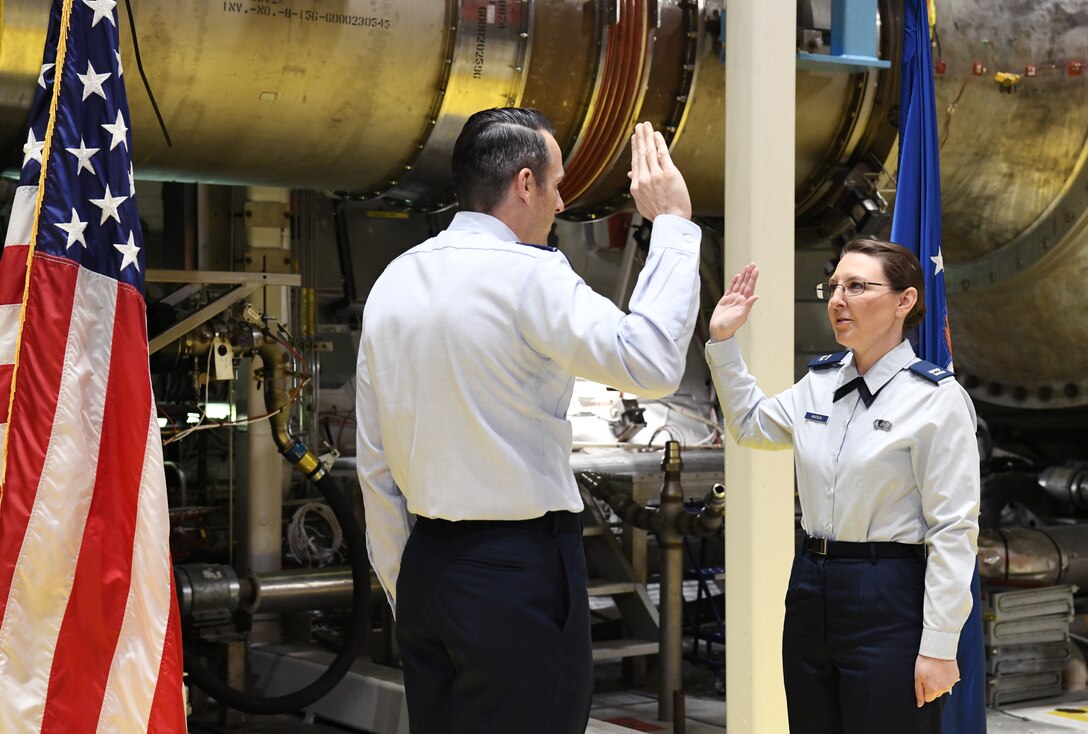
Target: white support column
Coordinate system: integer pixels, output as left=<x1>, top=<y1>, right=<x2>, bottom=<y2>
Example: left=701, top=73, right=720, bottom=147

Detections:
left=724, top=4, right=796, bottom=733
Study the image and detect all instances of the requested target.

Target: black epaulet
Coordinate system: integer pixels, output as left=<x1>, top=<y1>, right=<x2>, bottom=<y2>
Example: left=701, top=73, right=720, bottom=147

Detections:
left=808, top=351, right=849, bottom=370
left=907, top=360, right=955, bottom=384
left=515, top=241, right=559, bottom=252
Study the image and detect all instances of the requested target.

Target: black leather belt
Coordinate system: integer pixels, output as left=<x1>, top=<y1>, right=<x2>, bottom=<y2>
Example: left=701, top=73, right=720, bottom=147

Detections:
left=803, top=534, right=927, bottom=559
left=416, top=511, right=581, bottom=535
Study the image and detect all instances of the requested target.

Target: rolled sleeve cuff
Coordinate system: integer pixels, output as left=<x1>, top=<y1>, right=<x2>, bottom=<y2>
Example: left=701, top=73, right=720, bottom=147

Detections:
left=919, top=628, right=960, bottom=660
left=705, top=336, right=742, bottom=367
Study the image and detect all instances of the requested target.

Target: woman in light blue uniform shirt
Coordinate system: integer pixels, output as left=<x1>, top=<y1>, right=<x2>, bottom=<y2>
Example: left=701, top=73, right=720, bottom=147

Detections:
left=705, top=238, right=979, bottom=733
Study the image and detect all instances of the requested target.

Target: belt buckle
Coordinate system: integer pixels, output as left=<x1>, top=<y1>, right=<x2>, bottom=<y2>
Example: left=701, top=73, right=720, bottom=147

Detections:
left=809, top=537, right=828, bottom=556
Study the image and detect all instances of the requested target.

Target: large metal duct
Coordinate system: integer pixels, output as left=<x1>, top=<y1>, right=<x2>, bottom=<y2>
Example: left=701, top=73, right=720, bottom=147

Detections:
left=933, top=0, right=1088, bottom=409
left=1, top=1, right=1085, bottom=405
left=0, top=0, right=899, bottom=219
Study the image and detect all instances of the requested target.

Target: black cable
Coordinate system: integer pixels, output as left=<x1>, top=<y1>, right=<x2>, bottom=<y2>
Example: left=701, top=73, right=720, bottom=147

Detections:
left=123, top=0, right=172, bottom=147
left=183, top=472, right=370, bottom=714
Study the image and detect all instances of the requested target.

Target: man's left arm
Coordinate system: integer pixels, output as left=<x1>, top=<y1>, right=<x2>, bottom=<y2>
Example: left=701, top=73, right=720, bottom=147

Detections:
left=516, top=216, right=701, bottom=398
left=355, top=342, right=413, bottom=617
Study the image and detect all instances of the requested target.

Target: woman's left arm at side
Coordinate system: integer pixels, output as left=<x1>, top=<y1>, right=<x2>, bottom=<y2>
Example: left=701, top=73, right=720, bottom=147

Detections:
left=912, top=381, right=981, bottom=705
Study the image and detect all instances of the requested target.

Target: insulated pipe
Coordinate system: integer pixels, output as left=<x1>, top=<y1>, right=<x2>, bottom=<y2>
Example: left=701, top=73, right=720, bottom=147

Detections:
left=978, top=526, right=1088, bottom=588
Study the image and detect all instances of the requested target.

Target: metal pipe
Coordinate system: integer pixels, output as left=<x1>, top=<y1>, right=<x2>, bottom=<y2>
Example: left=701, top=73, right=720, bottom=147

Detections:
left=1039, top=463, right=1088, bottom=514
left=676, top=484, right=726, bottom=538
left=658, top=441, right=685, bottom=723
left=576, top=449, right=728, bottom=721
left=181, top=322, right=370, bottom=714
left=177, top=565, right=380, bottom=620
left=577, top=471, right=658, bottom=531
left=242, top=568, right=355, bottom=615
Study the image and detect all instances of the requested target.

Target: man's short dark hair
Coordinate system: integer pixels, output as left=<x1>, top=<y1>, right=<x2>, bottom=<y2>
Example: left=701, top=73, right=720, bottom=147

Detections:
left=452, top=108, right=556, bottom=214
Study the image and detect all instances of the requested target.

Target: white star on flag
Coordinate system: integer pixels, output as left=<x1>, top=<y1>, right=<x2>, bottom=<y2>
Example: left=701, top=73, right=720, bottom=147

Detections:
left=88, top=183, right=128, bottom=225
left=114, top=231, right=141, bottom=272
left=128, top=162, right=136, bottom=195
left=22, top=128, right=45, bottom=168
left=115, top=50, right=123, bottom=77
left=101, top=109, right=128, bottom=151
left=77, top=60, right=110, bottom=101
left=65, top=137, right=99, bottom=176
left=931, top=248, right=944, bottom=275
left=54, top=208, right=89, bottom=249
left=83, top=0, right=117, bottom=27
left=38, top=63, right=55, bottom=89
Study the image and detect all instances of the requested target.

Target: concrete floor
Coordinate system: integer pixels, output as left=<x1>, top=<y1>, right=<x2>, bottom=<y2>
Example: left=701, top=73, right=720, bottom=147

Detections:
left=190, top=650, right=1088, bottom=732
left=986, top=696, right=1088, bottom=733
left=188, top=692, right=1088, bottom=733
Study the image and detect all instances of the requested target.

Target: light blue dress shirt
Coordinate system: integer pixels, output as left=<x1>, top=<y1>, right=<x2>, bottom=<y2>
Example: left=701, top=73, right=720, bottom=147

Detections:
left=357, top=211, right=702, bottom=611
left=706, top=337, right=980, bottom=659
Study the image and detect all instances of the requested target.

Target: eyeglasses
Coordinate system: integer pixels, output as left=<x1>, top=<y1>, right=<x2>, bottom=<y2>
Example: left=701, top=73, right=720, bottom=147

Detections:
left=814, top=280, right=899, bottom=300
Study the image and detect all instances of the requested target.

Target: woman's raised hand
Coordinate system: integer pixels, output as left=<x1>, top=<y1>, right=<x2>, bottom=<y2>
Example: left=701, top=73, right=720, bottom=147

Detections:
left=709, top=263, right=760, bottom=342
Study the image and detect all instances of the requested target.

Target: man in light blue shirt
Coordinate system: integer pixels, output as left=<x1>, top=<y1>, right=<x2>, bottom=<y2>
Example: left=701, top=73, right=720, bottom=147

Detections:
left=356, top=108, right=701, bottom=734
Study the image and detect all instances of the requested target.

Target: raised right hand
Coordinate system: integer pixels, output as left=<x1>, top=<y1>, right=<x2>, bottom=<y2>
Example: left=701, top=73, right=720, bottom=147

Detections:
left=628, top=121, right=692, bottom=221
left=709, top=263, right=760, bottom=342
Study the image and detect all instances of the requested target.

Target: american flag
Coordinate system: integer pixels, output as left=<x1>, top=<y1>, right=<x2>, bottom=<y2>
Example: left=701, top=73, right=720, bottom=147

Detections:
left=0, top=1, right=187, bottom=731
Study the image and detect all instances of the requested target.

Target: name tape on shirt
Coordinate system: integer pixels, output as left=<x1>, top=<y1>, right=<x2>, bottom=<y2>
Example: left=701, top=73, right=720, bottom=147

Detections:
left=805, top=412, right=829, bottom=424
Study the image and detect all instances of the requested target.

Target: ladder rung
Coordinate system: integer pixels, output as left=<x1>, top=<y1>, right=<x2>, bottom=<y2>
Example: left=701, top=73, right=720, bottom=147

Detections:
left=587, top=579, right=636, bottom=597
left=592, top=638, right=659, bottom=661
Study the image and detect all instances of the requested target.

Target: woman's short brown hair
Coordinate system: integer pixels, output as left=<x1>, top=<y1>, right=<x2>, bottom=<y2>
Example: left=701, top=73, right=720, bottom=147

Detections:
left=841, top=238, right=926, bottom=332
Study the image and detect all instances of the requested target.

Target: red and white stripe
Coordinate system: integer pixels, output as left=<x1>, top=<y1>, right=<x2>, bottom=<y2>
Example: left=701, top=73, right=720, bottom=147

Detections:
left=0, top=186, right=187, bottom=732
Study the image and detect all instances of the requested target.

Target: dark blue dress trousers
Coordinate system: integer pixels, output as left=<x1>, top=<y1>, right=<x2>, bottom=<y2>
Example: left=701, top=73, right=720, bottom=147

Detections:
left=782, top=550, right=943, bottom=733
left=396, top=513, right=593, bottom=734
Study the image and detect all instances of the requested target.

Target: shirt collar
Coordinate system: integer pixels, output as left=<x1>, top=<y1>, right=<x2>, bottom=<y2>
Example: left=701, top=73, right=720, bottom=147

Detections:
left=838, top=340, right=918, bottom=397
left=447, top=211, right=520, bottom=243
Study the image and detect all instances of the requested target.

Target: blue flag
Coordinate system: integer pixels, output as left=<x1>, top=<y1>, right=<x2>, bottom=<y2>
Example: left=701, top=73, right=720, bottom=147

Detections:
left=890, top=1, right=985, bottom=732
